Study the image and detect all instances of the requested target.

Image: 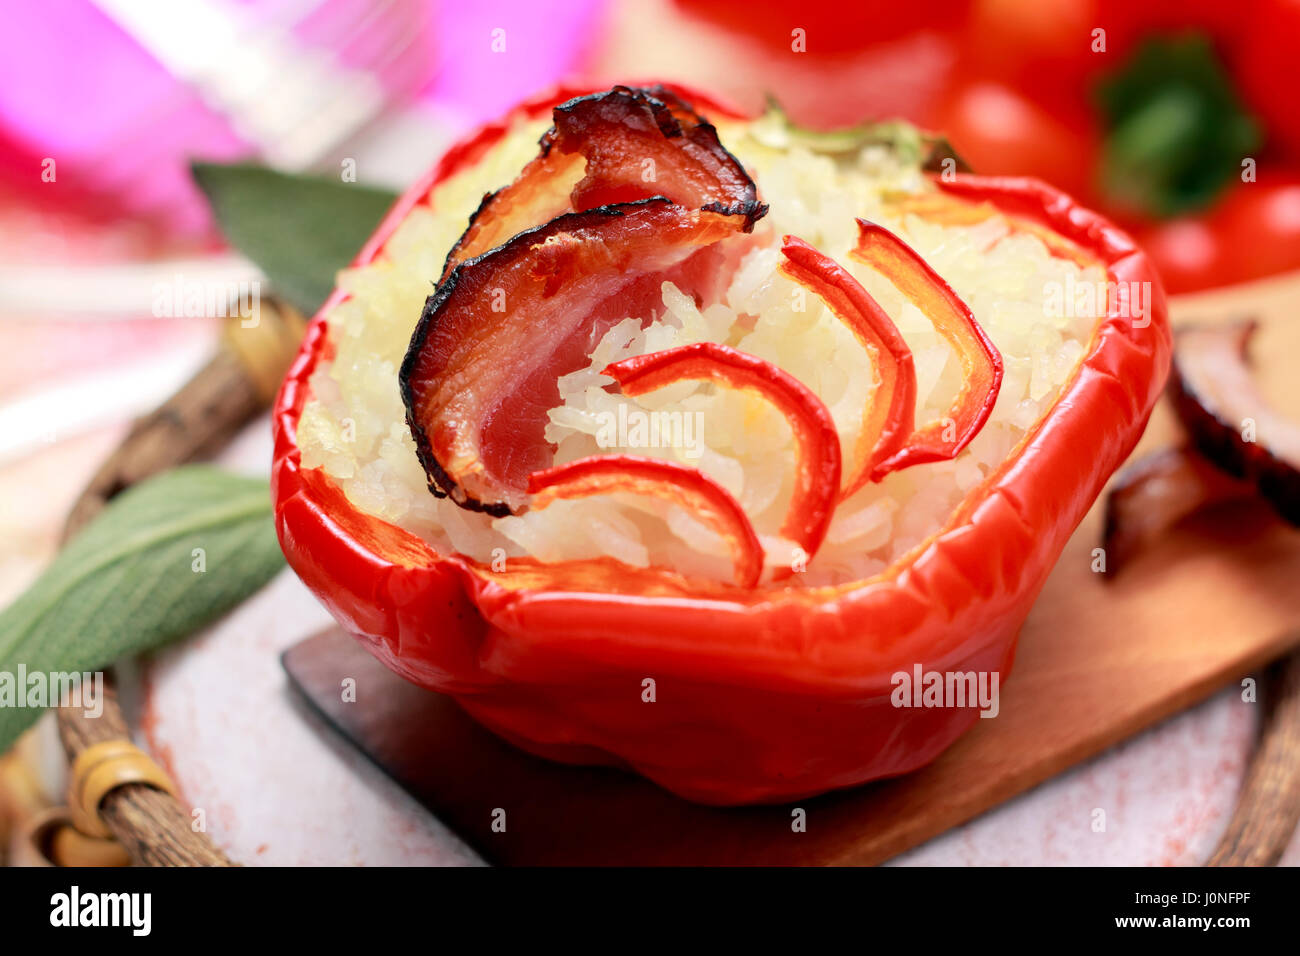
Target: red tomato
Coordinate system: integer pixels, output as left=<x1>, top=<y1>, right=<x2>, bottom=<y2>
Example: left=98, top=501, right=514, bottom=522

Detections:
left=673, top=0, right=968, bottom=54
left=936, top=82, right=1099, bottom=200
left=956, top=0, right=1252, bottom=111
left=1136, top=174, right=1300, bottom=293
left=1096, top=0, right=1253, bottom=52
left=1213, top=174, right=1300, bottom=283
left=961, top=0, right=1099, bottom=108
left=1134, top=217, right=1227, bottom=294
left=1235, top=0, right=1300, bottom=159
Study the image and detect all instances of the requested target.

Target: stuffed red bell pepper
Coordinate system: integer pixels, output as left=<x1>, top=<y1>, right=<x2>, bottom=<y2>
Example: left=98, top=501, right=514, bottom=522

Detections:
left=273, top=83, right=1169, bottom=804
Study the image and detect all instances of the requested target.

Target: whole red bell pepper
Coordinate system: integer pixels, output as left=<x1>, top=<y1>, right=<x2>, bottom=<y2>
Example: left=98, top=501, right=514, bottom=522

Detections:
left=272, top=83, right=1170, bottom=804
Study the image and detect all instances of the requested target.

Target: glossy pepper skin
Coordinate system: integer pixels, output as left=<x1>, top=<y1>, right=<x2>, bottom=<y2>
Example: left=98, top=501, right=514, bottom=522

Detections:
left=272, top=84, right=1171, bottom=805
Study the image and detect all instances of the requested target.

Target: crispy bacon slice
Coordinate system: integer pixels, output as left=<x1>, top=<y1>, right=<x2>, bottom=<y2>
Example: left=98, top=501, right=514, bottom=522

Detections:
left=442, top=85, right=766, bottom=279
left=851, top=219, right=1003, bottom=476
left=605, top=342, right=842, bottom=562
left=1169, top=320, right=1300, bottom=525
left=528, top=454, right=764, bottom=588
left=402, top=200, right=747, bottom=515
left=777, top=236, right=917, bottom=495
left=1101, top=445, right=1254, bottom=577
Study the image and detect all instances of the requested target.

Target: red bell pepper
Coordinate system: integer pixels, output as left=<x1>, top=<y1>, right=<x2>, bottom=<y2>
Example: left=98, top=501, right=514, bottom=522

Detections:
left=605, top=341, right=842, bottom=564
left=272, top=84, right=1170, bottom=804
left=944, top=2, right=1300, bottom=293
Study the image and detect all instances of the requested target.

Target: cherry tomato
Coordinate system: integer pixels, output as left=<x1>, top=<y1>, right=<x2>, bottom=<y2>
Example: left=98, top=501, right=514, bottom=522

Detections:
left=1136, top=174, right=1300, bottom=293
left=1213, top=174, right=1300, bottom=283
left=936, top=82, right=1099, bottom=200
left=1134, top=216, right=1227, bottom=294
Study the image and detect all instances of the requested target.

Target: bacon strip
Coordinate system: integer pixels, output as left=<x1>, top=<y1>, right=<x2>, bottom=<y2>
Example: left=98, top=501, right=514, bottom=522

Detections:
left=402, top=200, right=746, bottom=514
left=1169, top=320, right=1300, bottom=525
left=406, top=86, right=767, bottom=515
left=442, top=85, right=765, bottom=279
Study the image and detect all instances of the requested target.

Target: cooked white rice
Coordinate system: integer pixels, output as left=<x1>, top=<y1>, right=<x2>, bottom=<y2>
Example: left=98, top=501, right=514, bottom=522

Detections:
left=297, top=114, right=1104, bottom=587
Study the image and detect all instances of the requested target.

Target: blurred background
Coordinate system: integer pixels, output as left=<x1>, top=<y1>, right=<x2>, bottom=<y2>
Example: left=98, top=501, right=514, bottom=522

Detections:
left=3, top=0, right=1299, bottom=605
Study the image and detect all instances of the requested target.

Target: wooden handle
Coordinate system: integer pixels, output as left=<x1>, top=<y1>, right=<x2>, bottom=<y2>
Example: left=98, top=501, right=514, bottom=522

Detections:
left=53, top=297, right=305, bottom=867
left=57, top=685, right=230, bottom=866
left=1206, top=647, right=1300, bottom=866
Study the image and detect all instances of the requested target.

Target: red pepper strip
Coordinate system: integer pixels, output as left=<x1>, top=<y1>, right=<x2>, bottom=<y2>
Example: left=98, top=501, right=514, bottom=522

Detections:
left=604, top=341, right=842, bottom=561
left=851, top=219, right=1003, bottom=475
left=527, top=454, right=763, bottom=589
left=777, top=236, right=916, bottom=496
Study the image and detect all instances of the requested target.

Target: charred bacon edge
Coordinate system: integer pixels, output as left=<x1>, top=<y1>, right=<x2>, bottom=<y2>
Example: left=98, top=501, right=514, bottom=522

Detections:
left=626, top=85, right=767, bottom=231
left=440, top=86, right=767, bottom=281
left=438, top=182, right=515, bottom=286
left=1168, top=319, right=1300, bottom=526
left=1100, top=444, right=1255, bottom=578
left=403, top=197, right=729, bottom=517
left=543, top=85, right=698, bottom=151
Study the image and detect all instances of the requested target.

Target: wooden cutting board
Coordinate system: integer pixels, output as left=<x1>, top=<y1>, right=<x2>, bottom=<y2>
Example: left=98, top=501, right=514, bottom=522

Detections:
left=283, top=273, right=1300, bottom=865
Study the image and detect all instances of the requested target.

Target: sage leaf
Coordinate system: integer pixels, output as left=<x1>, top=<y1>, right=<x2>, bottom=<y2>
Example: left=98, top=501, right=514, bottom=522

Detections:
left=192, top=161, right=399, bottom=315
left=0, top=466, right=284, bottom=751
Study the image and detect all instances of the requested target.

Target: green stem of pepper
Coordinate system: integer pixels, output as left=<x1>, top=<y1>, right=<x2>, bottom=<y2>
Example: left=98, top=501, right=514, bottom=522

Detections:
left=1096, top=34, right=1262, bottom=219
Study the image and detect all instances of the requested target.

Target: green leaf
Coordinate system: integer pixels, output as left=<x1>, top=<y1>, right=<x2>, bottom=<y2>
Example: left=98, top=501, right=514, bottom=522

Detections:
left=0, top=466, right=285, bottom=751
left=192, top=161, right=400, bottom=315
